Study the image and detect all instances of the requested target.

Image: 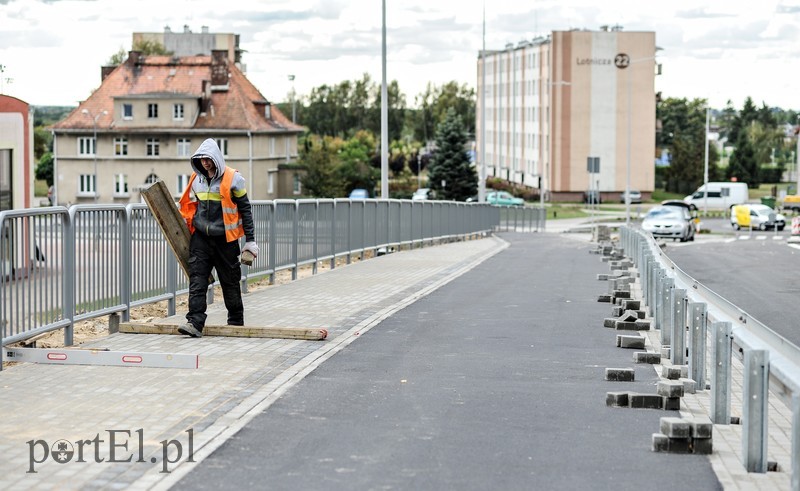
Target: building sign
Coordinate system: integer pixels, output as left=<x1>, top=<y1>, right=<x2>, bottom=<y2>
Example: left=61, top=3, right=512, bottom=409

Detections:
left=614, top=53, right=630, bottom=69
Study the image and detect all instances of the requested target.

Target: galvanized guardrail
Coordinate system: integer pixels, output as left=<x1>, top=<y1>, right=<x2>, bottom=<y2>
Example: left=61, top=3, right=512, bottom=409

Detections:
left=0, top=198, right=544, bottom=368
left=620, top=226, right=800, bottom=487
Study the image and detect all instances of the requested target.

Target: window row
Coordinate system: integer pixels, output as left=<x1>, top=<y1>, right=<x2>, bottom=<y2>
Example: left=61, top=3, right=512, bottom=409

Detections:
left=121, top=103, right=185, bottom=121
left=77, top=137, right=294, bottom=158
left=76, top=172, right=294, bottom=196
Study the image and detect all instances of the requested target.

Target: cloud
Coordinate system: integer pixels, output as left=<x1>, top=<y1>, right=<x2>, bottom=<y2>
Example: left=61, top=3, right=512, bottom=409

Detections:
left=776, top=4, right=800, bottom=14
left=675, top=8, right=735, bottom=19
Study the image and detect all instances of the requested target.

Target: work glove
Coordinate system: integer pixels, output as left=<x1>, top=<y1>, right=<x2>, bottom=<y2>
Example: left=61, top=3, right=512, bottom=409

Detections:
left=242, top=241, right=259, bottom=258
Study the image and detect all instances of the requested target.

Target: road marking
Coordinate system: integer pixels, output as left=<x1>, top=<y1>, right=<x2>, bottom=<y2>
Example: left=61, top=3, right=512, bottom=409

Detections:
left=756, top=236, right=767, bottom=241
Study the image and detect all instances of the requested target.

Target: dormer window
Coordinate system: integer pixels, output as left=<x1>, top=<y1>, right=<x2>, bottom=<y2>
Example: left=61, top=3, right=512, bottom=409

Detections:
left=265, top=103, right=271, bottom=119
left=123, top=104, right=133, bottom=120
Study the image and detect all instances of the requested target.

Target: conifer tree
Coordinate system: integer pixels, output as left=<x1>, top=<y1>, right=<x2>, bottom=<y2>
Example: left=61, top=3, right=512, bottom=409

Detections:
left=427, top=108, right=477, bottom=201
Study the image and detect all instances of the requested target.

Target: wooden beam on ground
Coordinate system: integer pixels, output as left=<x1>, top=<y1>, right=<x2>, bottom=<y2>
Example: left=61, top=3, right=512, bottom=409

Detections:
left=119, top=322, right=328, bottom=341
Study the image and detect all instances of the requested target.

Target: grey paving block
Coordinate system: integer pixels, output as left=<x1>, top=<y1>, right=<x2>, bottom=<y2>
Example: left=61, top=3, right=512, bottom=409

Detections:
left=633, top=352, right=661, bottom=364
left=597, top=274, right=609, bottom=281
left=616, top=335, right=645, bottom=349
left=605, top=368, right=635, bottom=382
left=660, top=417, right=691, bottom=438
left=661, top=347, right=671, bottom=359
left=613, top=290, right=631, bottom=299
left=606, top=391, right=630, bottom=407
left=603, top=317, right=617, bottom=328
left=652, top=433, right=692, bottom=453
left=663, top=397, right=681, bottom=411
left=662, top=366, right=682, bottom=380
left=617, top=310, right=639, bottom=322
left=629, top=393, right=663, bottom=409
left=622, top=299, right=641, bottom=311
left=634, top=320, right=651, bottom=330
left=692, top=438, right=713, bottom=455
left=597, top=295, right=612, bottom=303
left=657, top=380, right=684, bottom=398
left=691, top=419, right=713, bottom=439
left=679, top=378, right=696, bottom=394
left=614, top=321, right=639, bottom=331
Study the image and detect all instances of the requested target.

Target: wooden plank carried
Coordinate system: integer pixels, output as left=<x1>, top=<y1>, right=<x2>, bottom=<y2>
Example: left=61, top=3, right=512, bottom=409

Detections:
left=140, top=180, right=193, bottom=278
left=119, top=322, right=328, bottom=341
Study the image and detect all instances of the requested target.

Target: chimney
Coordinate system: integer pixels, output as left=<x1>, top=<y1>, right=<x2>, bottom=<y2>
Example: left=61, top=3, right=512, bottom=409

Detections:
left=101, top=66, right=116, bottom=81
left=183, top=25, right=191, bottom=33
left=127, top=51, right=142, bottom=67
left=210, top=50, right=229, bottom=90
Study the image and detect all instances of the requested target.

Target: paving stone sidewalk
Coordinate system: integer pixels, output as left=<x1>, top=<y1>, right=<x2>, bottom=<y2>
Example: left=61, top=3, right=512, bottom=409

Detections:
left=0, top=236, right=504, bottom=491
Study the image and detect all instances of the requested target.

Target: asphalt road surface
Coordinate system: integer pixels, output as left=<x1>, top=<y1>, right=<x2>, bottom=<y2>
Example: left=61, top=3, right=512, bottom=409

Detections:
left=662, top=236, right=800, bottom=347
left=175, top=233, right=720, bottom=491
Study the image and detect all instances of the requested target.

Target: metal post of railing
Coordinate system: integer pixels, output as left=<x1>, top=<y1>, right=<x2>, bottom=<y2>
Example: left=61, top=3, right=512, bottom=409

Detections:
left=742, top=349, right=769, bottom=473
left=670, top=288, right=687, bottom=364
left=269, top=202, right=277, bottom=284
left=689, top=302, right=707, bottom=389
left=793, top=394, right=800, bottom=490
left=120, top=206, right=132, bottom=322
left=291, top=201, right=299, bottom=280
left=659, top=277, right=674, bottom=338
left=64, top=209, right=76, bottom=346
left=711, top=321, right=732, bottom=424
left=312, top=200, right=319, bottom=275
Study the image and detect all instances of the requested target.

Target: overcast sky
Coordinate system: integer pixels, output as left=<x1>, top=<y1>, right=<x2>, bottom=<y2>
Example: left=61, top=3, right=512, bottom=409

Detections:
left=2, top=0, right=800, bottom=110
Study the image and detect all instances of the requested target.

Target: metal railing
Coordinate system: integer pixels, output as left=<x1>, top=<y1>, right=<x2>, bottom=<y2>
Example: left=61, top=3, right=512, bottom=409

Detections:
left=620, top=226, right=800, bottom=486
left=0, top=198, right=543, bottom=367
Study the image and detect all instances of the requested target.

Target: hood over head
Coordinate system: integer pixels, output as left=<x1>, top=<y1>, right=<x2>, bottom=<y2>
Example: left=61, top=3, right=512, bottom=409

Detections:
left=190, top=138, right=226, bottom=179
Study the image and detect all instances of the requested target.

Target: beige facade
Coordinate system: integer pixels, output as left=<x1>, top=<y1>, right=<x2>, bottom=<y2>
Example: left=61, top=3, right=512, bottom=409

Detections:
left=477, top=27, right=657, bottom=202
left=51, top=45, right=304, bottom=206
left=0, top=95, right=35, bottom=210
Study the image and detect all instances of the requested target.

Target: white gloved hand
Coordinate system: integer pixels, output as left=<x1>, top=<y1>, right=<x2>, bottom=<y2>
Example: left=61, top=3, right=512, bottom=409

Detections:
left=243, top=241, right=259, bottom=258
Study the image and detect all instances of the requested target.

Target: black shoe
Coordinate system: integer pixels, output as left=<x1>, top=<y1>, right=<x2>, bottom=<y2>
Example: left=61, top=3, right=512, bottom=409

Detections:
left=177, top=323, right=203, bottom=338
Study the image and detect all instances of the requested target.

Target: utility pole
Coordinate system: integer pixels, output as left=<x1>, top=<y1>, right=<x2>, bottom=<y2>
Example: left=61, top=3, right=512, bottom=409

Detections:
left=380, top=0, right=388, bottom=199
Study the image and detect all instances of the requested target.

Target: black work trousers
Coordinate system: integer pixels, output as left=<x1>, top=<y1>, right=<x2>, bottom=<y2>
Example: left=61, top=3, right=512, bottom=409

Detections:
left=186, top=232, right=244, bottom=330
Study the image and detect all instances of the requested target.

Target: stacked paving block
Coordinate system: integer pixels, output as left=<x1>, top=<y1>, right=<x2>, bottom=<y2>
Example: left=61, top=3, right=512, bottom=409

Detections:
left=652, top=417, right=713, bottom=454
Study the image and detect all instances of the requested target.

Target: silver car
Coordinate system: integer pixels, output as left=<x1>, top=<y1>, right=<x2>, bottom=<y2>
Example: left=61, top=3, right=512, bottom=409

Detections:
left=641, top=205, right=695, bottom=242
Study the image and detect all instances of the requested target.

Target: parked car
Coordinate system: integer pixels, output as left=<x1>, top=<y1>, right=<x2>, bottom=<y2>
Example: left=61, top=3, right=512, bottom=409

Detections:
left=412, top=188, right=432, bottom=201
left=348, top=188, right=369, bottom=200
left=486, top=191, right=524, bottom=207
left=730, top=204, right=786, bottom=231
left=619, top=189, right=642, bottom=204
left=641, top=205, right=696, bottom=242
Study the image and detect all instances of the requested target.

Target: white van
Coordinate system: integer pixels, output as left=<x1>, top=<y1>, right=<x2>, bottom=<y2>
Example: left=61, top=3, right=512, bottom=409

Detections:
left=684, top=182, right=748, bottom=210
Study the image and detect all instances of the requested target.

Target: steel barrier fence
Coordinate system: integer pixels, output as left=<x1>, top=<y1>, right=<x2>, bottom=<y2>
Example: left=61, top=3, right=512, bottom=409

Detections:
left=620, top=226, right=800, bottom=486
left=1, top=199, right=543, bottom=368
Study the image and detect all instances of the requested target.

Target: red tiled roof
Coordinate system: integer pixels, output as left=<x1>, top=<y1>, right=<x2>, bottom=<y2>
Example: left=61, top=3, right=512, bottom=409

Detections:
left=52, top=54, right=304, bottom=133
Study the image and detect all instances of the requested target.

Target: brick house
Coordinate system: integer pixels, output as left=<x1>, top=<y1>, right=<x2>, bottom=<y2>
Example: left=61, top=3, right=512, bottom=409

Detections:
left=50, top=49, right=305, bottom=205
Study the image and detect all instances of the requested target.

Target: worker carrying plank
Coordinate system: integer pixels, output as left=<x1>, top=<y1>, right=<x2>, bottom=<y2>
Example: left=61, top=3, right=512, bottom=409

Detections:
left=177, top=138, right=259, bottom=338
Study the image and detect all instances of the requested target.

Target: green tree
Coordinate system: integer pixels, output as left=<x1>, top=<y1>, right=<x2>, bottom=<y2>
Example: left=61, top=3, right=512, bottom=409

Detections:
left=299, top=135, right=345, bottom=198
left=657, top=97, right=719, bottom=194
left=727, top=133, right=758, bottom=187
left=411, top=82, right=476, bottom=142
left=338, top=130, right=380, bottom=195
left=35, top=152, right=54, bottom=186
left=427, top=108, right=477, bottom=201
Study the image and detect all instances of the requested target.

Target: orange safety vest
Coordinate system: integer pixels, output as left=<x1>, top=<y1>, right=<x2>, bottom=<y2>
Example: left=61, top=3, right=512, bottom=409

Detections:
left=179, top=167, right=244, bottom=242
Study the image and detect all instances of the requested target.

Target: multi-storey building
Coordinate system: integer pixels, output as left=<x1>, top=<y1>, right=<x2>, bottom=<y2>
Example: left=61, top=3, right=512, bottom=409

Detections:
left=0, top=95, right=34, bottom=210
left=51, top=30, right=303, bottom=206
left=477, top=26, right=657, bottom=202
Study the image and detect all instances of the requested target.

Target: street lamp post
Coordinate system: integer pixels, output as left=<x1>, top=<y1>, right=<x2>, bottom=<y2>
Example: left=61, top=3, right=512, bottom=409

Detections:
left=82, top=108, right=107, bottom=202
left=288, top=74, right=296, bottom=123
